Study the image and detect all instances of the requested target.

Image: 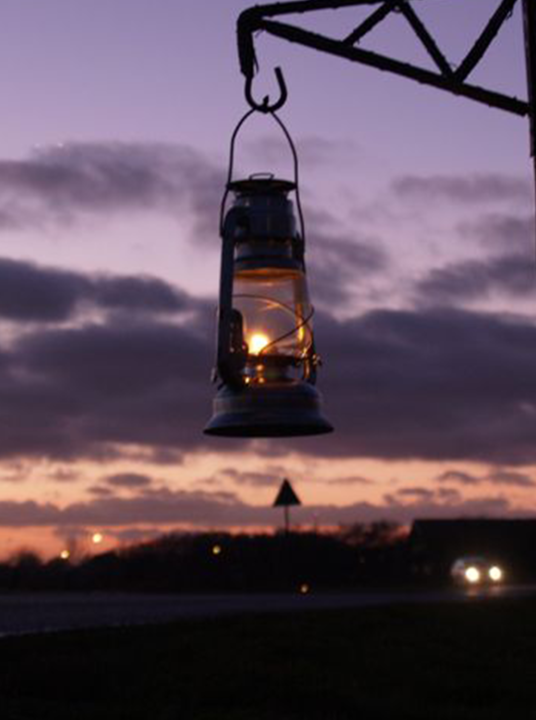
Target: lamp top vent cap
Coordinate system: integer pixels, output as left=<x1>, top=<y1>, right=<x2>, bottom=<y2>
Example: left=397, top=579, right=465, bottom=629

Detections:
left=228, top=174, right=296, bottom=196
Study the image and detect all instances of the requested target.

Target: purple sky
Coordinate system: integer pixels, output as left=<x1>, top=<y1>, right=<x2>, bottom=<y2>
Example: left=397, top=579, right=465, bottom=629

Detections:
left=0, top=0, right=534, bottom=556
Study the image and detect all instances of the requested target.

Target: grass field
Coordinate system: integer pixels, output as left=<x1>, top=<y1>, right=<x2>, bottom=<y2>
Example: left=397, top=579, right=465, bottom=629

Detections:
left=1, top=596, right=535, bottom=719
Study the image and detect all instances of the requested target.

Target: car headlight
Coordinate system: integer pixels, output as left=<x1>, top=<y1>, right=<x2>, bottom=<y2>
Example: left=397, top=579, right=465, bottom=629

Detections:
left=488, top=566, right=502, bottom=582
left=465, top=566, right=481, bottom=583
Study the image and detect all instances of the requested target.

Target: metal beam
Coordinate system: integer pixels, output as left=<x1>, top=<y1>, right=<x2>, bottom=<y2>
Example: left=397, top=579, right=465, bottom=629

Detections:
left=454, top=0, right=519, bottom=82
left=240, top=0, right=423, bottom=20
left=258, top=18, right=529, bottom=115
left=398, top=2, right=453, bottom=77
left=344, top=1, right=397, bottom=46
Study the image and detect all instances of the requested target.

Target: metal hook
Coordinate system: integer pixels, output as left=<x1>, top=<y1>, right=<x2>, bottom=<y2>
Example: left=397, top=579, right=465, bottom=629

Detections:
left=244, top=66, right=288, bottom=113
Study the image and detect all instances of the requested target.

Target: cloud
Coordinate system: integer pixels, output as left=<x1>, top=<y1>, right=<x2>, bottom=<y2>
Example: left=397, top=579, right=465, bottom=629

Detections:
left=488, top=470, right=535, bottom=487
left=219, top=467, right=287, bottom=487
left=326, top=476, right=374, bottom=486
left=308, top=232, right=388, bottom=308
left=436, top=470, right=477, bottom=485
left=295, top=205, right=389, bottom=309
left=87, top=486, right=115, bottom=497
left=0, top=142, right=223, bottom=238
left=459, top=213, right=534, bottom=254
left=437, top=469, right=535, bottom=488
left=289, top=307, right=536, bottom=464
left=0, top=258, right=91, bottom=321
left=0, top=257, right=203, bottom=322
left=391, top=487, right=436, bottom=500
left=1, top=257, right=536, bottom=465
left=93, top=275, right=195, bottom=314
left=0, top=489, right=519, bottom=530
left=414, top=253, right=535, bottom=304
left=0, top=313, right=216, bottom=460
left=47, top=469, right=80, bottom=483
left=392, top=174, right=531, bottom=205
left=105, top=473, right=153, bottom=489
left=0, top=141, right=387, bottom=315
left=379, top=494, right=512, bottom=521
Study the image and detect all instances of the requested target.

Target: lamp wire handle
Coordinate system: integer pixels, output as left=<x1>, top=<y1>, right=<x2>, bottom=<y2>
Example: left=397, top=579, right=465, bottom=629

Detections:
left=220, top=105, right=306, bottom=245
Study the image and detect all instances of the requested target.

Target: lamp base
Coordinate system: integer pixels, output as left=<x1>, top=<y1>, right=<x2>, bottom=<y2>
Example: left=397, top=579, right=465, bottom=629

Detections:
left=204, top=381, right=333, bottom=437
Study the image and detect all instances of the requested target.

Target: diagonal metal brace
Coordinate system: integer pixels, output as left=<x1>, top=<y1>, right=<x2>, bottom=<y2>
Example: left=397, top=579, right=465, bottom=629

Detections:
left=344, top=1, right=398, bottom=45
left=454, top=0, right=519, bottom=82
left=237, top=0, right=529, bottom=117
left=253, top=17, right=528, bottom=115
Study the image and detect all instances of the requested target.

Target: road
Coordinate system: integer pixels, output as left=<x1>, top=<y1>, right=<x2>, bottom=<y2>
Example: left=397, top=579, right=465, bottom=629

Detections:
left=0, top=584, right=533, bottom=637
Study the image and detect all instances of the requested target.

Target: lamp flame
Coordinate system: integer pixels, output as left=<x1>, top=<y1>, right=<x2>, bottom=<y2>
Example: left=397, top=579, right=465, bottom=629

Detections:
left=248, top=332, right=270, bottom=355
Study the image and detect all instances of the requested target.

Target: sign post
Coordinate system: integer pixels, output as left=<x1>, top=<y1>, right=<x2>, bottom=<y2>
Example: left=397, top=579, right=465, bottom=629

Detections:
left=273, top=478, right=301, bottom=534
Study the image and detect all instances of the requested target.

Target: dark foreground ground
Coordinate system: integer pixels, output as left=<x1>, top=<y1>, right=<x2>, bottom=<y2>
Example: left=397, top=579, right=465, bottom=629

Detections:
left=1, top=597, right=535, bottom=720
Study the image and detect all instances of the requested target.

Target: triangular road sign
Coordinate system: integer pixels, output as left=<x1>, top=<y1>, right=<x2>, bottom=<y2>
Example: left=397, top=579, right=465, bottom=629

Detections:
left=273, top=478, right=301, bottom=508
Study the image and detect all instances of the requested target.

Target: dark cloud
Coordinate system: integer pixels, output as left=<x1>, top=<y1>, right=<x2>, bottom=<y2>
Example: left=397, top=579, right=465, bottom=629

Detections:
left=459, top=213, right=534, bottom=254
left=0, top=314, right=216, bottom=461
left=488, top=470, right=535, bottom=487
left=393, top=174, right=531, bottom=205
left=0, top=257, right=201, bottom=322
left=290, top=307, right=536, bottom=464
left=436, top=470, right=477, bottom=486
left=105, top=473, right=153, bottom=489
left=0, top=141, right=386, bottom=314
left=219, top=467, right=287, bottom=488
left=386, top=485, right=461, bottom=505
left=436, top=487, right=462, bottom=502
left=93, top=275, right=194, bottom=314
left=414, top=253, right=535, bottom=304
left=301, top=206, right=388, bottom=308
left=1, top=258, right=536, bottom=466
left=0, top=489, right=518, bottom=530
left=0, top=258, right=90, bottom=321
left=308, top=233, right=387, bottom=308
left=143, top=448, right=185, bottom=465
left=392, top=487, right=435, bottom=500
left=437, top=469, right=535, bottom=488
left=0, top=142, right=223, bottom=239
left=0, top=258, right=215, bottom=461
left=378, top=494, right=512, bottom=521
left=326, top=476, right=374, bottom=486
left=87, top=486, right=115, bottom=498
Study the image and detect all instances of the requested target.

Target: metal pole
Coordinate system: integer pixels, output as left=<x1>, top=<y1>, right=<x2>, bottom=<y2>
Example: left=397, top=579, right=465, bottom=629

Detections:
left=522, top=0, right=536, bottom=256
left=523, top=0, right=536, bottom=156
